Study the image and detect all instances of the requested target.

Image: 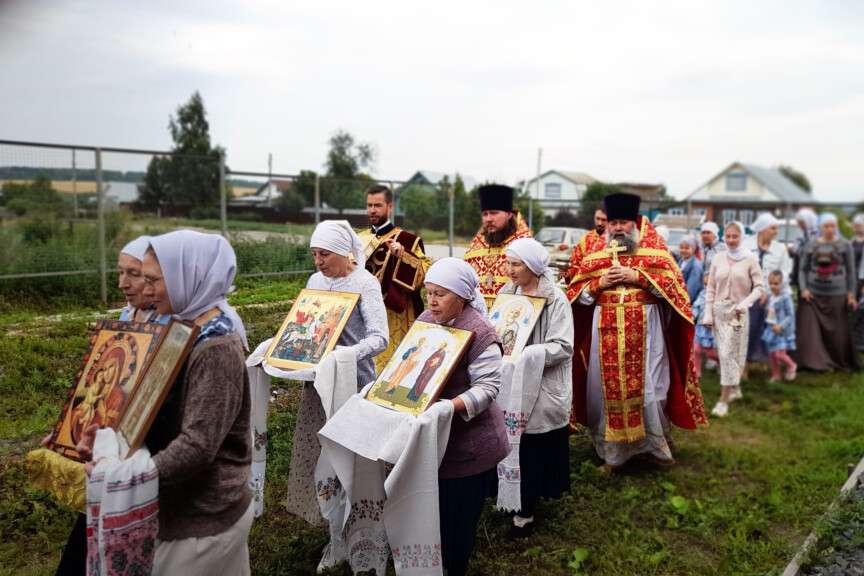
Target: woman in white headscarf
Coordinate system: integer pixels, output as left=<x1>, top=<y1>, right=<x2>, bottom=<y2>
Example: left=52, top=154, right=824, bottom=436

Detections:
left=796, top=213, right=860, bottom=371
left=135, top=230, right=254, bottom=575
left=498, top=238, right=573, bottom=537
left=745, top=213, right=793, bottom=363
left=49, top=234, right=169, bottom=576
left=418, top=257, right=509, bottom=576
left=306, top=220, right=389, bottom=387
left=117, top=235, right=170, bottom=323
left=284, top=220, right=390, bottom=524
left=703, top=222, right=764, bottom=417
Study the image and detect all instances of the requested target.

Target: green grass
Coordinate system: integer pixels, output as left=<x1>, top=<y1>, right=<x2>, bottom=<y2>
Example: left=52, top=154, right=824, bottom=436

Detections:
left=1, top=285, right=862, bottom=574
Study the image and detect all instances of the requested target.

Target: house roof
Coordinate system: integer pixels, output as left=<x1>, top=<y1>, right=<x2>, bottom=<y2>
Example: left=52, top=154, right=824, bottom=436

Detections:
left=686, top=162, right=811, bottom=204
left=526, top=170, right=596, bottom=187
left=406, top=170, right=479, bottom=191
left=738, top=163, right=811, bottom=203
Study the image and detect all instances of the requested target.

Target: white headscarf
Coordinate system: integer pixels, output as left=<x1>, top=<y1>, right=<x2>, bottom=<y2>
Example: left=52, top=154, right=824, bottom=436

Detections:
left=853, top=213, right=864, bottom=226
left=724, top=221, right=752, bottom=262
left=120, top=235, right=152, bottom=261
left=148, top=230, right=248, bottom=349
left=655, top=225, right=670, bottom=242
left=751, top=212, right=779, bottom=234
left=700, top=221, right=719, bottom=236
left=309, top=220, right=365, bottom=268
left=796, top=208, right=818, bottom=231
left=505, top=238, right=551, bottom=280
left=818, top=212, right=838, bottom=227
left=679, top=235, right=698, bottom=250
left=425, top=257, right=487, bottom=316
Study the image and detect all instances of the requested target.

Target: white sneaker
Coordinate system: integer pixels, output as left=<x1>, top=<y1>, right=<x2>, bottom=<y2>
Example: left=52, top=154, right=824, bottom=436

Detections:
left=711, top=402, right=729, bottom=417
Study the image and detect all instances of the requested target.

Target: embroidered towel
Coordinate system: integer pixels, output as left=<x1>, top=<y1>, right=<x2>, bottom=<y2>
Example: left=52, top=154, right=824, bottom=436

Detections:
left=86, top=428, right=159, bottom=576
left=319, top=391, right=454, bottom=575
left=496, top=344, right=546, bottom=513
left=247, top=365, right=270, bottom=518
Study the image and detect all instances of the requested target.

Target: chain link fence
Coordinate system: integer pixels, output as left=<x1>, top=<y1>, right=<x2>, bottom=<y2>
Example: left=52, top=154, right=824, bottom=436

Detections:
left=7, top=139, right=692, bottom=307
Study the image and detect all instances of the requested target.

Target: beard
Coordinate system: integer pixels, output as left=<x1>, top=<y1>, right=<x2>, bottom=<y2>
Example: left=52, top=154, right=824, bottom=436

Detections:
left=606, top=227, right=640, bottom=254
left=484, top=217, right=517, bottom=246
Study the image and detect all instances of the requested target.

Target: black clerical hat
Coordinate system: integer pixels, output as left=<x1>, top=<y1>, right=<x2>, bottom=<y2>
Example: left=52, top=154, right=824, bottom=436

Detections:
left=603, top=193, right=641, bottom=222
left=478, top=184, right=514, bottom=212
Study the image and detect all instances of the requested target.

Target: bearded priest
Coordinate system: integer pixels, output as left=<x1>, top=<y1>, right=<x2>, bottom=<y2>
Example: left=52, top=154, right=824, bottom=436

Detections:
left=464, top=184, right=533, bottom=305
left=566, top=192, right=708, bottom=470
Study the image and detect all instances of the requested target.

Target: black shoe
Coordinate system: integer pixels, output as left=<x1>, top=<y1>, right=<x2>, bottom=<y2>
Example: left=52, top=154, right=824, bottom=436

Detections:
left=507, top=521, right=535, bottom=539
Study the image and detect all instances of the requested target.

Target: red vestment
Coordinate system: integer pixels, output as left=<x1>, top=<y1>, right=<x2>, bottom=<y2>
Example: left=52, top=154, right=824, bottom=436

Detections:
left=566, top=216, right=708, bottom=439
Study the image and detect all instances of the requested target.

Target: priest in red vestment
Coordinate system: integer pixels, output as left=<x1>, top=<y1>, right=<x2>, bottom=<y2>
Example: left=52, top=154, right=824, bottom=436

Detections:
left=464, top=184, right=532, bottom=306
left=566, top=193, right=707, bottom=469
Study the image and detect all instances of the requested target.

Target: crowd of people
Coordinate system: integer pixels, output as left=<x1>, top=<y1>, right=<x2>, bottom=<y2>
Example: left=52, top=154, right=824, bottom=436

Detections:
left=46, top=183, right=863, bottom=576
left=676, top=208, right=863, bottom=418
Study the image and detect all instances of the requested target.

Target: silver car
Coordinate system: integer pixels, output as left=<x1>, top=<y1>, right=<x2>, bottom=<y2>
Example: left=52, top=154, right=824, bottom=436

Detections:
left=536, top=227, right=589, bottom=271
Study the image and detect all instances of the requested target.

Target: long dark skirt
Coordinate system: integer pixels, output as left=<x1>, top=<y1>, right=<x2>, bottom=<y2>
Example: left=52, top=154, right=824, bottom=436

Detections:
left=747, top=299, right=768, bottom=362
left=797, top=294, right=861, bottom=371
left=55, top=513, right=86, bottom=575
left=519, top=426, right=571, bottom=516
left=439, top=468, right=496, bottom=576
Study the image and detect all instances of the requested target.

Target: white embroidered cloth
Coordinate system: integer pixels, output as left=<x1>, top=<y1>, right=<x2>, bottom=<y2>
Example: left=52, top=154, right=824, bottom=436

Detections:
left=495, top=345, right=546, bottom=513
left=247, top=365, right=270, bottom=518
left=86, top=429, right=159, bottom=576
left=318, top=391, right=454, bottom=575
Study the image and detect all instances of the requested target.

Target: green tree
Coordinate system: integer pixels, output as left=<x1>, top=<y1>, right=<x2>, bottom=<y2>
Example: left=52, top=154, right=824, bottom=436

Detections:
left=1, top=176, right=65, bottom=215
left=779, top=165, right=812, bottom=193
left=322, top=130, right=376, bottom=213
left=137, top=92, right=228, bottom=210
left=293, top=170, right=318, bottom=206
left=579, top=181, right=622, bottom=227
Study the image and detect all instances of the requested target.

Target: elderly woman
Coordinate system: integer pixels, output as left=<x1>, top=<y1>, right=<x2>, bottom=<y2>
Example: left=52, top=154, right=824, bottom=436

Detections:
left=797, top=213, right=860, bottom=371
left=792, top=208, right=820, bottom=288
left=745, top=213, right=793, bottom=363
left=50, top=235, right=169, bottom=576
left=678, top=235, right=703, bottom=304
left=136, top=230, right=253, bottom=574
left=285, top=220, right=389, bottom=523
left=703, top=222, right=763, bottom=417
left=699, top=221, right=727, bottom=277
left=497, top=238, right=573, bottom=537
left=419, top=257, right=508, bottom=576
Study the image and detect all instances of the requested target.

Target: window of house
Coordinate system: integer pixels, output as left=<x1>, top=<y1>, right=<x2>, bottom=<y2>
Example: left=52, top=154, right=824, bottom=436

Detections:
left=694, top=208, right=707, bottom=217
left=722, top=209, right=737, bottom=226
left=544, top=182, right=562, bottom=199
left=669, top=207, right=684, bottom=216
left=726, top=172, right=747, bottom=192
left=739, top=210, right=754, bottom=227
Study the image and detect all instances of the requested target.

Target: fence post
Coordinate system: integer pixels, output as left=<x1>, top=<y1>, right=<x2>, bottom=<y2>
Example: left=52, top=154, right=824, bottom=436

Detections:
left=314, top=174, right=321, bottom=224
left=95, top=147, right=107, bottom=305
left=219, top=151, right=227, bottom=237
left=448, top=182, right=454, bottom=257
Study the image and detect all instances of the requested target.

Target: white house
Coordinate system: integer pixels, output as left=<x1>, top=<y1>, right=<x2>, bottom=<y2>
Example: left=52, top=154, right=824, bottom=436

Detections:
left=522, top=170, right=597, bottom=217
left=683, top=162, right=813, bottom=227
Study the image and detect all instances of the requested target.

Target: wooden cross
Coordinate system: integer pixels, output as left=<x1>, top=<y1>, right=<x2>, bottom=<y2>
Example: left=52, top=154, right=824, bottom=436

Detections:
left=606, top=239, right=627, bottom=265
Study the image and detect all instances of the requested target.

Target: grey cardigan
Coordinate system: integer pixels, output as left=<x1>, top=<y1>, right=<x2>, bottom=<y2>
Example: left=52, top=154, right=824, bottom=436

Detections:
left=499, top=275, right=574, bottom=433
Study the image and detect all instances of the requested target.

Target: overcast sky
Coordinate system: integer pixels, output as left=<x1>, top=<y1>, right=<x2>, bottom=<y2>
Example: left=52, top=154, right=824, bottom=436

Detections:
left=1, top=0, right=862, bottom=201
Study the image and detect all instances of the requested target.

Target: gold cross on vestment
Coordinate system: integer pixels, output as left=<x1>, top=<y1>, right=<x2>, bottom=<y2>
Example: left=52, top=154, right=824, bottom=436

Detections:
left=605, top=239, right=627, bottom=266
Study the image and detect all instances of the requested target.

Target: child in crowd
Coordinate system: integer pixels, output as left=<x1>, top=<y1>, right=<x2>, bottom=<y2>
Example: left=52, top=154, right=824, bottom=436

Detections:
left=692, top=274, right=718, bottom=380
left=762, top=270, right=797, bottom=382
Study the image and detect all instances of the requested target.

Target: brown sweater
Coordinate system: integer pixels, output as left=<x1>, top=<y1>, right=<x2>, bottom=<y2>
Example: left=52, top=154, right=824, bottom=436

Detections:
left=147, top=333, right=252, bottom=540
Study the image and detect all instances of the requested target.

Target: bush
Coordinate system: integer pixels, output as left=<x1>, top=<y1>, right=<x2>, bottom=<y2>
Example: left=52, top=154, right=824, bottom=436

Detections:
left=19, top=217, right=57, bottom=243
left=189, top=206, right=221, bottom=220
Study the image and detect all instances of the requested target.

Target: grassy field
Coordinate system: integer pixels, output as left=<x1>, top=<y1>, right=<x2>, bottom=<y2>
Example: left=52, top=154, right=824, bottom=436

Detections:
left=1, top=277, right=862, bottom=575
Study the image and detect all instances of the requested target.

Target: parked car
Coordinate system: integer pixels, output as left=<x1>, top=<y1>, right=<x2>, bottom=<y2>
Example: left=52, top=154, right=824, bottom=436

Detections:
left=536, top=226, right=588, bottom=271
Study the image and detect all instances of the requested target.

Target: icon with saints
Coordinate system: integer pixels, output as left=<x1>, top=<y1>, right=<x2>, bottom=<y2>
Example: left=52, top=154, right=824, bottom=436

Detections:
left=366, top=321, right=473, bottom=416
left=488, top=293, right=545, bottom=361
left=49, top=321, right=163, bottom=460
left=265, top=289, right=360, bottom=370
